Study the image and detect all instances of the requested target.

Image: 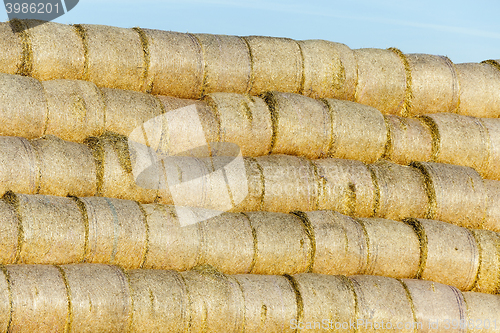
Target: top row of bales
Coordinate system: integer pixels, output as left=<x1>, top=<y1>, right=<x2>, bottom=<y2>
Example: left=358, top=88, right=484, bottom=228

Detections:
left=1, top=19, right=499, bottom=118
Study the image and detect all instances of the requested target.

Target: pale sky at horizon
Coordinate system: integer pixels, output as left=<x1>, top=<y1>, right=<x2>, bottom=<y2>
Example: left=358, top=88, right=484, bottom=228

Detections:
left=1, top=0, right=499, bottom=63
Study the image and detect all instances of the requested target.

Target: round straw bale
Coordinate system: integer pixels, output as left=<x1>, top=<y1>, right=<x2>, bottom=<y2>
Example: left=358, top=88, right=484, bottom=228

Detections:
left=423, top=113, right=490, bottom=176
left=262, top=91, right=332, bottom=159
left=0, top=199, right=18, bottom=264
left=243, top=36, right=303, bottom=95
left=414, top=219, right=479, bottom=291
left=349, top=275, right=414, bottom=332
left=8, top=193, right=85, bottom=265
left=255, top=155, right=319, bottom=213
left=354, top=48, right=407, bottom=115
left=233, top=274, right=297, bottom=332
left=7, top=265, right=68, bottom=332
left=323, top=98, right=387, bottom=163
left=80, top=197, right=147, bottom=269
left=77, top=24, right=146, bottom=92
left=128, top=269, right=188, bottom=333
left=0, top=267, right=9, bottom=332
left=484, top=180, right=500, bottom=232
left=62, top=264, right=131, bottom=333
left=42, top=79, right=105, bottom=142
left=463, top=292, right=500, bottom=330
left=304, top=210, right=368, bottom=276
left=402, top=279, right=466, bottom=333
left=384, top=115, right=433, bottom=165
left=293, top=274, right=356, bottom=332
left=140, top=204, right=201, bottom=271
left=231, top=157, right=264, bottom=212
left=456, top=62, right=500, bottom=118
left=0, top=73, right=47, bottom=138
left=31, top=135, right=97, bottom=197
left=313, top=158, right=377, bottom=217
left=193, top=34, right=251, bottom=94
left=203, top=93, right=272, bottom=156
left=406, top=54, right=460, bottom=115
left=143, top=29, right=204, bottom=98
left=411, top=162, right=487, bottom=229
left=369, top=161, right=429, bottom=220
left=0, top=22, right=22, bottom=75
left=479, top=118, right=500, bottom=180
left=356, top=217, right=420, bottom=279
left=299, top=39, right=357, bottom=100
left=23, top=20, right=84, bottom=81
left=470, top=229, right=500, bottom=294
left=180, top=267, right=245, bottom=332
left=0, top=137, right=40, bottom=196
left=244, top=212, right=312, bottom=275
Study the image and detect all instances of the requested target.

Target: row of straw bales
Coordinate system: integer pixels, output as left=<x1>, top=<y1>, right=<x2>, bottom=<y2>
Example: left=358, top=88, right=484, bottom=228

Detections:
left=1, top=20, right=500, bottom=116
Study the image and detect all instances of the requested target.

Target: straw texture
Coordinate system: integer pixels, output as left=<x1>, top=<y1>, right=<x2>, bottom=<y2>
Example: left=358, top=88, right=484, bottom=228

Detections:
left=0, top=22, right=22, bottom=75
left=480, top=118, right=500, bottom=180
left=471, top=229, right=500, bottom=294
left=463, top=292, right=500, bottom=330
left=484, top=180, right=500, bottom=232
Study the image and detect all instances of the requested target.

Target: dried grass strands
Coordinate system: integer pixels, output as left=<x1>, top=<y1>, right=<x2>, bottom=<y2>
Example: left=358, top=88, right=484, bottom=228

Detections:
left=299, top=40, right=357, bottom=100
left=0, top=199, right=18, bottom=265
left=142, top=29, right=204, bottom=98
left=313, top=158, right=377, bottom=217
left=262, top=92, right=332, bottom=159
left=484, top=180, right=500, bottom=232
left=384, top=115, right=433, bottom=165
left=463, top=292, right=500, bottom=329
left=323, top=99, right=387, bottom=163
left=354, top=48, right=407, bottom=115
left=0, top=22, right=22, bottom=75
left=411, top=162, right=487, bottom=229
left=243, top=36, right=303, bottom=95
left=470, top=229, right=500, bottom=294
left=369, top=161, right=429, bottom=221
left=456, top=62, right=500, bottom=117
left=42, top=80, right=105, bottom=142
left=479, top=118, right=500, bottom=180
left=406, top=54, right=460, bottom=116
left=193, top=34, right=251, bottom=94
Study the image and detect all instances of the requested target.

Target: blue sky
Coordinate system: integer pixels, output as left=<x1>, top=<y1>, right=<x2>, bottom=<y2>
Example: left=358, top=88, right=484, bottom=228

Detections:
left=2, top=0, right=499, bottom=63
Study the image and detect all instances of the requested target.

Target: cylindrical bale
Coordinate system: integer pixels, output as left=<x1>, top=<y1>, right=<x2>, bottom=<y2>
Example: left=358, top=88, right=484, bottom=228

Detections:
left=7, top=265, right=68, bottom=333
left=233, top=274, right=297, bottom=333
left=305, top=211, right=368, bottom=276
left=7, top=193, right=85, bottom=265
left=244, top=212, right=312, bottom=275
left=231, top=157, right=264, bottom=212
left=323, top=98, right=387, bottom=163
left=422, top=113, right=490, bottom=176
left=243, top=36, right=303, bottom=95
left=193, top=34, right=251, bottom=94
left=480, top=118, right=500, bottom=180
left=42, top=79, right=105, bottom=142
left=31, top=135, right=97, bottom=197
left=24, top=20, right=85, bottom=80
left=262, top=91, right=332, bottom=159
left=411, top=162, right=487, bottom=229
left=62, top=264, right=132, bottom=333
left=369, top=161, right=429, bottom=221
left=313, top=158, right=377, bottom=217
left=0, top=137, right=40, bottom=196
left=354, top=48, right=407, bottom=115
left=0, top=267, right=10, bottom=333
left=470, top=229, right=500, bottom=294
left=141, top=204, right=201, bottom=271
left=406, top=54, right=460, bottom=115
left=349, top=275, right=414, bottom=332
left=203, top=93, right=273, bottom=156
left=402, top=279, right=467, bottom=333
left=293, top=274, right=356, bottom=332
left=0, top=73, right=47, bottom=138
left=77, top=24, right=146, bottom=92
left=299, top=39, right=357, bottom=100
left=484, top=180, right=500, bottom=232
left=384, top=115, right=433, bottom=165
left=180, top=267, right=244, bottom=332
left=80, top=197, right=147, bottom=269
left=456, top=62, right=500, bottom=118
left=0, top=22, right=22, bottom=75
left=143, top=29, right=204, bottom=98
left=255, top=155, right=319, bottom=213
left=356, top=218, right=420, bottom=279
left=128, top=269, right=189, bottom=333
left=412, top=219, right=480, bottom=291
left=0, top=199, right=18, bottom=264
left=463, top=292, right=500, bottom=332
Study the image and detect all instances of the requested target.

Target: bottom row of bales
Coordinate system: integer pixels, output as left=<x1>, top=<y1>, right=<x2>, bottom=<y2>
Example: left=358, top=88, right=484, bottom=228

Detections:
left=1, top=264, right=499, bottom=333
